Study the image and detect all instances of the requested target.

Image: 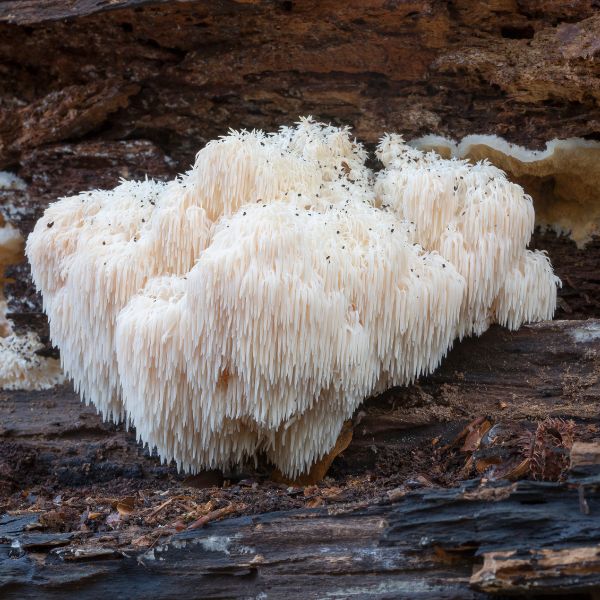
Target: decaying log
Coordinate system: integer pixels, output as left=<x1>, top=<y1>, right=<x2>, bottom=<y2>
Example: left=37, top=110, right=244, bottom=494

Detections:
left=340, top=318, right=600, bottom=476
left=0, top=0, right=598, bottom=168
left=0, top=319, right=599, bottom=599
left=3, top=447, right=600, bottom=599
left=1, top=1, right=599, bottom=598
left=571, top=442, right=600, bottom=484
left=1, top=0, right=599, bottom=327
left=471, top=547, right=600, bottom=594
left=468, top=443, right=600, bottom=595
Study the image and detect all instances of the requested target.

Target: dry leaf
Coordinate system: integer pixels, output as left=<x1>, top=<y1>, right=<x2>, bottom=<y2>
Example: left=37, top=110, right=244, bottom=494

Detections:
left=132, top=535, right=153, bottom=548
left=321, top=486, right=344, bottom=501
left=303, top=485, right=319, bottom=497
left=461, top=418, right=492, bottom=452
left=305, top=497, right=325, bottom=508
left=187, top=503, right=242, bottom=530
left=116, top=496, right=135, bottom=516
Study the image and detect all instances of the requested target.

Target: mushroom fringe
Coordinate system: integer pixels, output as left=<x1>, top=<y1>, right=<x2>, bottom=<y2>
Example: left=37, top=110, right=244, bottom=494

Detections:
left=26, top=118, right=560, bottom=477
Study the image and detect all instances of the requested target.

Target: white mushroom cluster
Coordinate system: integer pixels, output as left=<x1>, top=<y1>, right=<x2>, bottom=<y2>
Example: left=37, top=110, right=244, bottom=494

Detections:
left=0, top=214, right=64, bottom=390
left=408, top=134, right=600, bottom=247
left=27, top=119, right=559, bottom=477
left=375, top=135, right=559, bottom=337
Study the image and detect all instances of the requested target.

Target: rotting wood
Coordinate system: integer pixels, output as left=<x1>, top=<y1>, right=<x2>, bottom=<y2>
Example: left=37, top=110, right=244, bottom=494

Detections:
left=1, top=0, right=599, bottom=328
left=3, top=449, right=600, bottom=599
left=0, top=2, right=599, bottom=597
left=0, top=0, right=598, bottom=168
left=571, top=441, right=600, bottom=472
left=0, top=319, right=598, bottom=600
left=471, top=546, right=600, bottom=595
left=338, top=318, right=600, bottom=477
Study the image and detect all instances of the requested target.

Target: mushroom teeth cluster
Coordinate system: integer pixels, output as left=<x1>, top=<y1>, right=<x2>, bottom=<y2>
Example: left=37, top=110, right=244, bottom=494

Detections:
left=375, top=135, right=559, bottom=338
left=26, top=118, right=560, bottom=477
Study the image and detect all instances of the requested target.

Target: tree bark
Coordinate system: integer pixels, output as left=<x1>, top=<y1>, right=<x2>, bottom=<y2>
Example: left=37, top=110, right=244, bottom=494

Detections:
left=0, top=0, right=598, bottom=171
left=1, top=2, right=599, bottom=598
left=3, top=447, right=600, bottom=599
left=1, top=318, right=599, bottom=510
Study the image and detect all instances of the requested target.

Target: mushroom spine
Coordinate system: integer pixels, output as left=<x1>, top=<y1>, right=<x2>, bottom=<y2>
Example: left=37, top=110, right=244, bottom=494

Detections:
left=26, top=118, right=560, bottom=477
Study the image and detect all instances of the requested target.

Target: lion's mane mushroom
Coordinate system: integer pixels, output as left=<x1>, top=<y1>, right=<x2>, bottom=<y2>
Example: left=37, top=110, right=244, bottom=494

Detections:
left=409, top=134, right=600, bottom=247
left=27, top=119, right=559, bottom=477
left=375, top=135, right=560, bottom=338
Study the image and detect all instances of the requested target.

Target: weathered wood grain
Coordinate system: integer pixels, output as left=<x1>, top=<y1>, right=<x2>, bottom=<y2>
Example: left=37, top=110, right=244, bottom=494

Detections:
left=339, top=319, right=600, bottom=476
left=3, top=462, right=600, bottom=599
left=0, top=0, right=598, bottom=172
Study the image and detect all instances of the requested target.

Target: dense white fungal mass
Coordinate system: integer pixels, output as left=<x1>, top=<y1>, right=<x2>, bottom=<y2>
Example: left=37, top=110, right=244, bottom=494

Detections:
left=27, top=119, right=560, bottom=477
left=375, top=135, right=558, bottom=338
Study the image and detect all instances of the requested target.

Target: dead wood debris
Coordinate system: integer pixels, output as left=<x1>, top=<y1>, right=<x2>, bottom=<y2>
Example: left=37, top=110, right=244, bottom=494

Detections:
left=438, top=416, right=578, bottom=482
left=0, top=415, right=596, bottom=564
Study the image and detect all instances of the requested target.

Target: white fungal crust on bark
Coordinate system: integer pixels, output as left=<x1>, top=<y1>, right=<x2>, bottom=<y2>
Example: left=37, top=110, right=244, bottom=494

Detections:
left=27, top=118, right=560, bottom=476
left=0, top=332, right=65, bottom=391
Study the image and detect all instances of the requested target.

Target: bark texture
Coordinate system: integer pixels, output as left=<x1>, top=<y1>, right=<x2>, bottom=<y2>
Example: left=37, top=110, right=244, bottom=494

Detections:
left=1, top=0, right=599, bottom=173
left=3, top=447, right=600, bottom=599
left=1, top=319, right=598, bottom=491
left=1, top=2, right=600, bottom=598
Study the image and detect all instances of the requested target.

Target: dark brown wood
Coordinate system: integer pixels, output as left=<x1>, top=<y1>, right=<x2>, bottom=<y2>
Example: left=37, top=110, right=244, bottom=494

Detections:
left=0, top=0, right=598, bottom=170
left=340, top=318, right=600, bottom=477
left=1, top=0, right=599, bottom=326
left=0, top=319, right=599, bottom=600
left=3, top=457, right=600, bottom=599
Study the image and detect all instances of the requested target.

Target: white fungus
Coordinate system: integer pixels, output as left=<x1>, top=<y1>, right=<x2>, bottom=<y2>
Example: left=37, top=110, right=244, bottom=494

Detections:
left=375, top=135, right=559, bottom=338
left=409, top=134, right=600, bottom=247
left=0, top=171, right=27, bottom=192
left=0, top=332, right=65, bottom=391
left=27, top=118, right=559, bottom=476
left=0, top=215, right=64, bottom=390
